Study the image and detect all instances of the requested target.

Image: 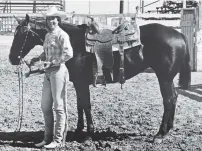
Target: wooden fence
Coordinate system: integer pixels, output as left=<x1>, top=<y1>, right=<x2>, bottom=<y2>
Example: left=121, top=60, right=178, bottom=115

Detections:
left=72, top=13, right=181, bottom=31
left=0, top=13, right=44, bottom=32
left=0, top=13, right=181, bottom=32
left=1, top=12, right=201, bottom=71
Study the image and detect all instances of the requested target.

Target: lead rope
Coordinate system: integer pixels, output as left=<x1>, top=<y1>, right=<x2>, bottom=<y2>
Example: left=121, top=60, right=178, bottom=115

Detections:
left=14, top=29, right=30, bottom=133
left=15, top=60, right=24, bottom=132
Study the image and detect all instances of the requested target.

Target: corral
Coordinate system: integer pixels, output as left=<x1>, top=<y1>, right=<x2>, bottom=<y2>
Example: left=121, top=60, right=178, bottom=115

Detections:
left=1, top=1, right=202, bottom=151
left=1, top=8, right=202, bottom=71
left=1, top=35, right=202, bottom=150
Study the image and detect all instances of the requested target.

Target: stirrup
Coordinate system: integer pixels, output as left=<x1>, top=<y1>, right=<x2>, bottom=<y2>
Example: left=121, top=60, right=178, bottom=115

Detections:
left=93, top=74, right=106, bottom=87
left=119, top=68, right=125, bottom=85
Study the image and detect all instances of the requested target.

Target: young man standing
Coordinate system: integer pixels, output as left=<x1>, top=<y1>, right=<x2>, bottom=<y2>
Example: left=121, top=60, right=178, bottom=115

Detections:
left=31, top=6, right=73, bottom=149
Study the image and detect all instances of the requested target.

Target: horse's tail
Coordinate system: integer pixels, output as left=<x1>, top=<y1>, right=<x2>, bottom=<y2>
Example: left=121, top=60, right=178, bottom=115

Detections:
left=178, top=33, right=191, bottom=90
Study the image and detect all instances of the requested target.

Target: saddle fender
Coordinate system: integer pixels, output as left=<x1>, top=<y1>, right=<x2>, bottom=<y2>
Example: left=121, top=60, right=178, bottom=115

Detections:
left=85, top=21, right=142, bottom=86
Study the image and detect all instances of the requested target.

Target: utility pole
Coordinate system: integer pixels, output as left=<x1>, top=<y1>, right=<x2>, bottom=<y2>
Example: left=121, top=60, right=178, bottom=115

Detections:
left=33, top=0, right=36, bottom=13
left=119, top=0, right=124, bottom=14
left=183, top=0, right=186, bottom=8
left=62, top=0, right=66, bottom=12
left=89, top=0, right=91, bottom=14
left=142, top=0, right=144, bottom=13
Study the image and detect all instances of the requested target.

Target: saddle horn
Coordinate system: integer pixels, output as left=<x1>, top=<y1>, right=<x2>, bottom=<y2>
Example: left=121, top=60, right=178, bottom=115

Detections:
left=87, top=16, right=100, bottom=34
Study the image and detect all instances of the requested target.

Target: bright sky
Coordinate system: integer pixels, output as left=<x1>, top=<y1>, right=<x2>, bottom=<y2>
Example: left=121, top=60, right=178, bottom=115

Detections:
left=2, top=0, right=166, bottom=14
left=64, top=0, right=165, bottom=14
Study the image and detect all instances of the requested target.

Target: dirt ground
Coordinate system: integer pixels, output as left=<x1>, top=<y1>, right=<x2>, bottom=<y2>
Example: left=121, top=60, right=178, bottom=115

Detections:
left=1, top=36, right=202, bottom=151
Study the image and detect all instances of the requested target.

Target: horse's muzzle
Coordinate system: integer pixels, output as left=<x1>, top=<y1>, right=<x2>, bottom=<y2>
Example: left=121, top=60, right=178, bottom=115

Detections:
left=9, top=54, right=20, bottom=65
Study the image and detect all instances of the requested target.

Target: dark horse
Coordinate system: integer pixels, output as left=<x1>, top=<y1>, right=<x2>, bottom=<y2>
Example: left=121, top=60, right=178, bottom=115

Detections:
left=9, top=14, right=191, bottom=142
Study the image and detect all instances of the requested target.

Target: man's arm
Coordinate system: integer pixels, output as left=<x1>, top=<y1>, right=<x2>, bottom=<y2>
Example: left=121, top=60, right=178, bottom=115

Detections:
left=60, top=33, right=73, bottom=62
left=38, top=52, right=46, bottom=61
left=52, top=32, right=73, bottom=65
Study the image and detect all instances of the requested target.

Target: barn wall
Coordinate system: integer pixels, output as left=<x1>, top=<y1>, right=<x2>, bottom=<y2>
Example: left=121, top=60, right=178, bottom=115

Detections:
left=196, top=5, right=202, bottom=71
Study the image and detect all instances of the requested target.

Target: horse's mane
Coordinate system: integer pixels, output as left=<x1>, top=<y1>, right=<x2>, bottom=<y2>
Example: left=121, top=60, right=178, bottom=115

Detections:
left=28, top=18, right=88, bottom=53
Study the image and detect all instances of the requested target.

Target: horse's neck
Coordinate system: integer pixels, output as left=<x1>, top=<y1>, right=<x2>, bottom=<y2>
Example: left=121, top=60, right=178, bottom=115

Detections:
left=31, top=28, right=47, bottom=45
left=60, top=23, right=88, bottom=36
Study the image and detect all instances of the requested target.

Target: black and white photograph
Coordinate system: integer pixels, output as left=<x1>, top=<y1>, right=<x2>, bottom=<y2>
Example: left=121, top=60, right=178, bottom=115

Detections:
left=1, top=0, right=202, bottom=150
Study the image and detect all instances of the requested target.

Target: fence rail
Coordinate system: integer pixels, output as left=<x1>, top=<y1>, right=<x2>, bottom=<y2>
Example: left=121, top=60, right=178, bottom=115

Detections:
left=0, top=0, right=63, bottom=13
left=0, top=13, right=44, bottom=32
left=72, top=13, right=181, bottom=31
left=0, top=13, right=181, bottom=33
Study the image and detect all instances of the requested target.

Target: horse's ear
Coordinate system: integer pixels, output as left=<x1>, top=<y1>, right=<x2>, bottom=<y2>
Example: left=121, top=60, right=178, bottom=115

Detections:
left=13, top=15, right=21, bottom=24
left=26, top=14, right=30, bottom=22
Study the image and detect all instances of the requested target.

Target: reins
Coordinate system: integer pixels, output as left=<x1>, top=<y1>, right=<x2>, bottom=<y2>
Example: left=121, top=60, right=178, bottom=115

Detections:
left=16, top=60, right=24, bottom=132
left=14, top=27, right=29, bottom=132
left=14, top=25, right=44, bottom=133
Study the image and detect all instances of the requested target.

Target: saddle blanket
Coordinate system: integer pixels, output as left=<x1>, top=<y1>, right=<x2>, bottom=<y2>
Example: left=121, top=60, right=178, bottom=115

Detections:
left=86, top=41, right=141, bottom=53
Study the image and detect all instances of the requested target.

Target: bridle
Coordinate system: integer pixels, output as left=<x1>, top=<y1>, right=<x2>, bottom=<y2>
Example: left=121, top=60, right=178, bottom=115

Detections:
left=14, top=24, right=44, bottom=132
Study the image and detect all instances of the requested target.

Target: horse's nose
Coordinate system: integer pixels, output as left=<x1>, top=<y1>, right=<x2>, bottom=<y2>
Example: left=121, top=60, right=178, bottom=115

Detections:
left=9, top=54, right=20, bottom=65
left=9, top=54, right=13, bottom=64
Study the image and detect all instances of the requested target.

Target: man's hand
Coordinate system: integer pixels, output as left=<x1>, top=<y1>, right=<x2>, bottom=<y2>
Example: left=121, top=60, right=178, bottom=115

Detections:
left=117, top=35, right=126, bottom=44
left=44, top=61, right=53, bottom=70
left=29, top=57, right=39, bottom=66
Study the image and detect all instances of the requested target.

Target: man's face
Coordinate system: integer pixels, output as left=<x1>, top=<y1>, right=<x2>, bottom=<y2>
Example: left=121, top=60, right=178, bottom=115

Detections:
left=46, top=16, right=59, bottom=30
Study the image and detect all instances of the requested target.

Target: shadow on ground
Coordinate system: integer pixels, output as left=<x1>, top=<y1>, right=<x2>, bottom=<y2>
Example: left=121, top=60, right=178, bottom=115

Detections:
left=0, top=129, right=148, bottom=148
left=178, top=84, right=202, bottom=102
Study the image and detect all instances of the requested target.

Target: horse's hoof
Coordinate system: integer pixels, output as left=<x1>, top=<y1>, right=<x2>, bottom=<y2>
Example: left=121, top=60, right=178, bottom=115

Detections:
left=87, top=125, right=94, bottom=134
left=167, top=124, right=173, bottom=132
left=75, top=124, right=84, bottom=132
left=93, top=75, right=106, bottom=87
left=75, top=127, right=84, bottom=136
left=153, top=136, right=163, bottom=144
left=153, top=133, right=165, bottom=144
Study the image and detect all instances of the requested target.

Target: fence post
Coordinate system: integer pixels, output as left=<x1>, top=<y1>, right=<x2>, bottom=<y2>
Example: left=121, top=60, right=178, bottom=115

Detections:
left=181, top=8, right=197, bottom=71
left=195, top=1, right=202, bottom=71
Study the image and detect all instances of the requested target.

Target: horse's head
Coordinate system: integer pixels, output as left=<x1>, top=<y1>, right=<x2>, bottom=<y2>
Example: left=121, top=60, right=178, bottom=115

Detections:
left=9, top=14, right=89, bottom=65
left=9, top=14, right=46, bottom=65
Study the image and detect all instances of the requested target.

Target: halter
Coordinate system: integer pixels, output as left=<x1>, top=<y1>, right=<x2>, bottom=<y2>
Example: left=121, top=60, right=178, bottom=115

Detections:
left=14, top=24, right=43, bottom=133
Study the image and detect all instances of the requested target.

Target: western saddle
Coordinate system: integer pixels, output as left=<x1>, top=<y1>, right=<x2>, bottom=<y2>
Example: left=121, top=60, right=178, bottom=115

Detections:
left=85, top=17, right=143, bottom=87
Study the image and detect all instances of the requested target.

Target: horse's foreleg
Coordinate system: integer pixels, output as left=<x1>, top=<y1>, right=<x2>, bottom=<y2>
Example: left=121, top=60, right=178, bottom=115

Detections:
left=74, top=82, right=84, bottom=132
left=77, top=106, right=84, bottom=131
left=155, top=81, right=178, bottom=141
left=82, top=87, right=94, bottom=134
left=73, top=81, right=94, bottom=134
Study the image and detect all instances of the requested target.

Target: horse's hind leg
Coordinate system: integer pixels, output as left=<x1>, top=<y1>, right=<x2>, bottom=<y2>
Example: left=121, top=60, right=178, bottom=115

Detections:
left=167, top=83, right=178, bottom=131
left=155, top=80, right=178, bottom=141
